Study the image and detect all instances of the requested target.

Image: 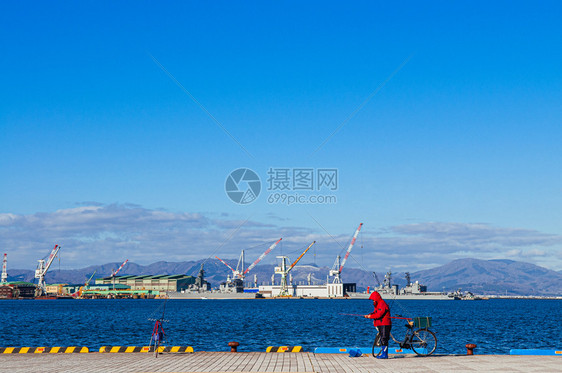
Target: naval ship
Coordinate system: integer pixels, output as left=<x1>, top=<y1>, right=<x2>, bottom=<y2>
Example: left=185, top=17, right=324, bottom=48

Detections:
left=348, top=271, right=458, bottom=300
left=166, top=264, right=258, bottom=299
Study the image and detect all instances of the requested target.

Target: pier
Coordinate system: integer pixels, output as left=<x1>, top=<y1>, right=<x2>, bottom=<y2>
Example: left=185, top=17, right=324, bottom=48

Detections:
left=1, top=352, right=560, bottom=372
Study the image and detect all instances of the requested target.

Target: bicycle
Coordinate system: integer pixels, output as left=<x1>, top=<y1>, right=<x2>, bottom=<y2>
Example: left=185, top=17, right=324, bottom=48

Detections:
left=149, top=318, right=166, bottom=357
left=148, top=298, right=168, bottom=358
left=372, top=316, right=437, bottom=357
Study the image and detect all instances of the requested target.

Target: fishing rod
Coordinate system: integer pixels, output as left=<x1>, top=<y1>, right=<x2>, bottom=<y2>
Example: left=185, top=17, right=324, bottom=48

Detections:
left=338, top=313, right=365, bottom=317
left=340, top=314, right=414, bottom=322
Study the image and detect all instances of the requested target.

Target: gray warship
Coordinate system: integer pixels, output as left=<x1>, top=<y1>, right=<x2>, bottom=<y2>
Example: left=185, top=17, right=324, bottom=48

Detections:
left=166, top=264, right=258, bottom=299
left=348, top=271, right=457, bottom=300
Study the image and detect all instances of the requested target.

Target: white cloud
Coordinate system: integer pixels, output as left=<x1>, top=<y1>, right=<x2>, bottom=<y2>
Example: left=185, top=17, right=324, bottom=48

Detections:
left=1, top=206, right=561, bottom=272
left=0, top=204, right=312, bottom=270
left=367, top=222, right=562, bottom=271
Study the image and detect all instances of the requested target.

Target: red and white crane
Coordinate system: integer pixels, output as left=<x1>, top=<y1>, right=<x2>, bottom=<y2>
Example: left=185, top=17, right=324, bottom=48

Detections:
left=216, top=238, right=282, bottom=282
left=35, top=244, right=61, bottom=296
left=1, top=253, right=7, bottom=283
left=215, top=256, right=238, bottom=279
left=111, top=259, right=128, bottom=290
left=244, top=238, right=282, bottom=276
left=330, top=223, right=363, bottom=283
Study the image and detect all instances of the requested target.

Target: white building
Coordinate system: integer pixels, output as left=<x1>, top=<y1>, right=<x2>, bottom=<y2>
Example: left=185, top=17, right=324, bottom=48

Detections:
left=258, top=283, right=356, bottom=298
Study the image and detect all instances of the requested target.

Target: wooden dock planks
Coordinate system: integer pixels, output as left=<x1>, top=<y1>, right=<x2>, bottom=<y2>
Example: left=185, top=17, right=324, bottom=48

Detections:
left=1, top=351, right=561, bottom=372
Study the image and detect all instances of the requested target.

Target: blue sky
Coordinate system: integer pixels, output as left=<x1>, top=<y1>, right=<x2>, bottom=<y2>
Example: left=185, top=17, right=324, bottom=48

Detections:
left=1, top=1, right=561, bottom=271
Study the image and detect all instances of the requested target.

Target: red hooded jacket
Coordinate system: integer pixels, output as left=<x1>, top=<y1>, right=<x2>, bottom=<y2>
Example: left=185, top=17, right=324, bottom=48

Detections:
left=366, top=291, right=391, bottom=327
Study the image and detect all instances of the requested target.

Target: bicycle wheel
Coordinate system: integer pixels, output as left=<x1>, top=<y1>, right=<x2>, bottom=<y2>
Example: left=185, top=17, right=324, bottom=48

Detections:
left=371, top=333, right=382, bottom=357
left=410, top=329, right=437, bottom=356
left=153, top=340, right=159, bottom=357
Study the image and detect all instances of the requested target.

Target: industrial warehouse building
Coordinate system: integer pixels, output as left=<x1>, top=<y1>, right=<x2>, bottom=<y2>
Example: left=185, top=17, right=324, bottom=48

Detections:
left=0, top=282, right=36, bottom=299
left=95, top=274, right=196, bottom=292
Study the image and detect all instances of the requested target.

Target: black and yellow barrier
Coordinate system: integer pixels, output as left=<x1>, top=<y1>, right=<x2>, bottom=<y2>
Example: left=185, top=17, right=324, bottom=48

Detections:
left=99, top=346, right=194, bottom=353
left=266, top=346, right=303, bottom=353
left=0, top=347, right=89, bottom=354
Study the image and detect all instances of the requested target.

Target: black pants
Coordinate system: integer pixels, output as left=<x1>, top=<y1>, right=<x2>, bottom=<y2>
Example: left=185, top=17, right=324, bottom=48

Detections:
left=377, top=325, right=392, bottom=346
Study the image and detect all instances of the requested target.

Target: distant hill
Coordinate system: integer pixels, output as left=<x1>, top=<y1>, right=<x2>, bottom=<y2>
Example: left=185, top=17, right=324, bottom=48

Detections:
left=411, top=258, right=562, bottom=296
left=7, top=258, right=562, bottom=296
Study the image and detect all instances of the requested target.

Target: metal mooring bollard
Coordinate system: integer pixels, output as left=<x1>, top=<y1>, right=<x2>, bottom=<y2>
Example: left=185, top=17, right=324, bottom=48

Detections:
left=228, top=341, right=240, bottom=352
left=465, top=343, right=477, bottom=355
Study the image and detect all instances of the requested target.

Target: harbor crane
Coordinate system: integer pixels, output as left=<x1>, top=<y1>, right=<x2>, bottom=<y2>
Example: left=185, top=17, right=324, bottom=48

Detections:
left=85, top=270, right=97, bottom=287
left=1, top=253, right=7, bottom=284
left=35, top=244, right=60, bottom=297
left=275, top=241, right=316, bottom=296
left=111, top=259, right=128, bottom=290
left=216, top=238, right=282, bottom=283
left=73, top=270, right=97, bottom=298
left=329, top=223, right=363, bottom=283
left=215, top=255, right=240, bottom=281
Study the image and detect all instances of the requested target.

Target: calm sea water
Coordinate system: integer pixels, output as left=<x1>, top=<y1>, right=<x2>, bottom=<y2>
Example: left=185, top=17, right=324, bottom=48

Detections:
left=1, top=298, right=560, bottom=354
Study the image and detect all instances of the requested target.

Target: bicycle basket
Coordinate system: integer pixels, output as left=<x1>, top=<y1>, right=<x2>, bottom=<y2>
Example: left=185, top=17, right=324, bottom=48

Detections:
left=413, top=317, right=432, bottom=328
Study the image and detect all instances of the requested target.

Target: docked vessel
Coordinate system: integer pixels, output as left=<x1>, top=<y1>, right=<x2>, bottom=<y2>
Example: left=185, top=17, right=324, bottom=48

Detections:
left=347, top=271, right=457, bottom=300
left=167, top=264, right=260, bottom=300
left=168, top=291, right=258, bottom=300
left=169, top=239, right=283, bottom=300
left=453, top=289, right=487, bottom=300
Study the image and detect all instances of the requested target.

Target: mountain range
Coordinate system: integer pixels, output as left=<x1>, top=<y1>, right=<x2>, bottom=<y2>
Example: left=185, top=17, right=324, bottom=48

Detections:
left=6, top=258, right=562, bottom=296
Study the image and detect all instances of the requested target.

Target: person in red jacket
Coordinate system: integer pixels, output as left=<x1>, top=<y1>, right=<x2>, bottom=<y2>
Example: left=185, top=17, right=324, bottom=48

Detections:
left=364, top=291, right=392, bottom=359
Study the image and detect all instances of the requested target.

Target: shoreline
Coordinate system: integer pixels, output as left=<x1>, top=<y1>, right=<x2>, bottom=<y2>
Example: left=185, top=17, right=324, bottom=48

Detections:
left=2, top=295, right=562, bottom=300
